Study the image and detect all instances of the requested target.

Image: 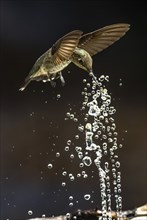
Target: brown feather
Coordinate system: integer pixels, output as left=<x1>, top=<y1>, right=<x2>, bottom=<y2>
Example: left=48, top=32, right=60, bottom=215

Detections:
left=51, top=30, right=83, bottom=65
left=78, top=23, right=130, bottom=56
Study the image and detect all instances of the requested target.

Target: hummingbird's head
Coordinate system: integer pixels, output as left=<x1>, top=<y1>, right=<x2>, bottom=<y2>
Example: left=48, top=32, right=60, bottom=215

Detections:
left=79, top=54, right=93, bottom=73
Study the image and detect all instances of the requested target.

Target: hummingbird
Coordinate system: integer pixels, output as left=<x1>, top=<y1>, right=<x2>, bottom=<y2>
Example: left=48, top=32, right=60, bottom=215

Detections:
left=19, top=23, right=130, bottom=91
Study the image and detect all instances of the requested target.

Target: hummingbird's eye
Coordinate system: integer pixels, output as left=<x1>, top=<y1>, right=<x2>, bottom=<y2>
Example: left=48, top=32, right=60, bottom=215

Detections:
left=78, top=58, right=83, bottom=65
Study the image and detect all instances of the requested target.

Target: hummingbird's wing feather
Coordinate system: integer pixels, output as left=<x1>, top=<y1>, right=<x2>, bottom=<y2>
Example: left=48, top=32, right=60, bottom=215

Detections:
left=78, top=23, right=130, bottom=56
left=51, top=30, right=83, bottom=65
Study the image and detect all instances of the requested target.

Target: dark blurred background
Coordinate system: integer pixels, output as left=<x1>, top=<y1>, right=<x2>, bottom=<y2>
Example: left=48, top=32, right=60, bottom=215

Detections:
left=0, top=0, right=147, bottom=219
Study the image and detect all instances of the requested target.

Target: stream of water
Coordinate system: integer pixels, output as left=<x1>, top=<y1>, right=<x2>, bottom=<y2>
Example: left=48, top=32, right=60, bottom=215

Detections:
left=63, top=74, right=123, bottom=219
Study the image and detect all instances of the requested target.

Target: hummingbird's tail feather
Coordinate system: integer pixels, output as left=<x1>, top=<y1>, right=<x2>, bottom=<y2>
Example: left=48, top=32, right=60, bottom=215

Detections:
left=19, top=78, right=31, bottom=91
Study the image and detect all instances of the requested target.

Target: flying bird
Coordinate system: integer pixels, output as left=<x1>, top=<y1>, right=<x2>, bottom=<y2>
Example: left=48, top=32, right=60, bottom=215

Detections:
left=19, top=23, right=130, bottom=91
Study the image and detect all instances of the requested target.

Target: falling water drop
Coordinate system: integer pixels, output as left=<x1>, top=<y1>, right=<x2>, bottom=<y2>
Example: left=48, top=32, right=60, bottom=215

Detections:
left=75, top=135, right=79, bottom=139
left=56, top=152, right=60, bottom=157
left=69, top=196, right=73, bottom=200
left=65, top=146, right=69, bottom=151
left=47, top=164, right=53, bottom=169
left=82, top=156, right=92, bottom=166
left=84, top=194, right=91, bottom=200
left=28, top=210, right=33, bottom=215
left=67, top=140, right=71, bottom=145
left=57, top=94, right=61, bottom=99
left=61, top=182, right=66, bottom=187
left=62, top=171, right=67, bottom=176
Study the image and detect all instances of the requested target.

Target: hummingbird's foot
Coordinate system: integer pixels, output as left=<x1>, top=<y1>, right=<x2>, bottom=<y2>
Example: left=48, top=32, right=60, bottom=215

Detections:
left=50, top=80, right=56, bottom=87
left=59, top=72, right=65, bottom=86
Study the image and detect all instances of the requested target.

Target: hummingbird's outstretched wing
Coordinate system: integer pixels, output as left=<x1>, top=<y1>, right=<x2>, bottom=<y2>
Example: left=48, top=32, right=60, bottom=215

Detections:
left=78, top=23, right=130, bottom=56
left=51, top=30, right=83, bottom=65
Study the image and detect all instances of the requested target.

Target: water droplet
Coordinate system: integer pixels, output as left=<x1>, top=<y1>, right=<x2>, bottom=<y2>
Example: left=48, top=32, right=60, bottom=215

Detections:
left=66, top=112, right=70, bottom=117
left=56, top=152, right=60, bottom=157
left=47, top=164, right=53, bottom=169
left=28, top=210, right=33, bottom=215
left=42, top=214, right=46, bottom=217
left=99, top=75, right=105, bottom=81
left=88, top=105, right=100, bottom=117
left=95, top=151, right=102, bottom=159
left=62, top=171, right=67, bottom=176
left=112, top=168, right=116, bottom=172
left=103, top=142, right=107, bottom=150
left=75, top=135, right=79, bottom=139
left=69, top=202, right=73, bottom=207
left=61, top=182, right=66, bottom=187
left=78, top=125, right=84, bottom=132
left=92, top=88, right=96, bottom=93
left=118, top=189, right=121, bottom=193
left=70, top=114, right=74, bottom=119
left=105, top=75, right=109, bottom=81
left=84, top=194, right=91, bottom=200
left=77, top=173, right=81, bottom=177
left=97, top=130, right=101, bottom=136
left=119, top=144, right=123, bottom=148
left=99, top=115, right=104, bottom=120
left=82, top=156, right=92, bottom=166
left=81, top=170, right=86, bottom=175
left=85, top=123, right=92, bottom=131
left=114, top=132, right=118, bottom=136
left=86, top=143, right=98, bottom=151
left=74, top=118, right=78, bottom=122
left=65, top=146, right=69, bottom=151
left=70, top=176, right=75, bottom=181
left=103, top=110, right=108, bottom=117
left=102, top=134, right=107, bottom=139
left=69, top=173, right=73, bottom=177
left=70, top=154, right=74, bottom=159
left=115, top=161, right=120, bottom=168
left=117, top=184, right=121, bottom=189
left=69, top=196, right=73, bottom=200
left=94, top=134, right=99, bottom=139
left=67, top=140, right=71, bottom=145
left=66, top=213, right=71, bottom=219
left=104, top=150, right=107, bottom=155
left=57, top=94, right=61, bottom=99
left=83, top=174, right=88, bottom=178
left=108, top=138, right=113, bottom=143
left=79, top=163, right=84, bottom=168
left=75, top=146, right=82, bottom=152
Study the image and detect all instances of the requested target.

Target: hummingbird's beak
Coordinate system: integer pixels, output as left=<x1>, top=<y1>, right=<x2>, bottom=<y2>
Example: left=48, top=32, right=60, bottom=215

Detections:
left=19, top=78, right=31, bottom=91
left=19, top=87, right=25, bottom=91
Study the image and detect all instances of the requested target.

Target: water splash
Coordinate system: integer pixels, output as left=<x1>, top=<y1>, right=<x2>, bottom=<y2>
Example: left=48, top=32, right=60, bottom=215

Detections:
left=63, top=74, right=123, bottom=219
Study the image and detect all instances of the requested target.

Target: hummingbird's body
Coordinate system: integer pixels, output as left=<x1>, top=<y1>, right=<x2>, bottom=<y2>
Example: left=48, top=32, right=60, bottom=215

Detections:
left=21, top=48, right=71, bottom=89
left=19, top=24, right=130, bottom=91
